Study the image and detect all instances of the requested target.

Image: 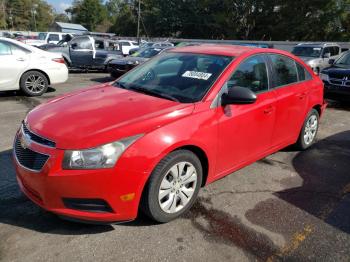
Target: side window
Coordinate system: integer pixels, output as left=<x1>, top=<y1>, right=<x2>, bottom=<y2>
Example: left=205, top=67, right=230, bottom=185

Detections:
left=269, top=54, right=298, bottom=87
left=71, top=37, right=93, bottom=50
left=0, top=41, right=12, bottom=55
left=48, top=34, right=59, bottom=41
left=296, top=63, right=312, bottom=81
left=95, top=40, right=105, bottom=50
left=323, top=47, right=331, bottom=56
left=332, top=46, right=340, bottom=56
left=228, top=55, right=268, bottom=93
left=120, top=42, right=130, bottom=46
left=10, top=43, right=29, bottom=56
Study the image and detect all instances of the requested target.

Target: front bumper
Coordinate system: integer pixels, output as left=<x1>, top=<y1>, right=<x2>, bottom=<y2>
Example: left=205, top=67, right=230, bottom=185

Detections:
left=13, top=131, right=147, bottom=223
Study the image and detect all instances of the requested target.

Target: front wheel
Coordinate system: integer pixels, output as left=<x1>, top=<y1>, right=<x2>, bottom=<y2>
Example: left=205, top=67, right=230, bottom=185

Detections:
left=295, top=109, right=319, bottom=150
left=141, top=150, right=202, bottom=223
left=20, top=71, right=48, bottom=96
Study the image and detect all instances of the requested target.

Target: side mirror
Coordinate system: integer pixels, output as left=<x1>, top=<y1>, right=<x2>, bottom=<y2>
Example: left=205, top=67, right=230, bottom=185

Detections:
left=328, top=59, right=335, bottom=65
left=70, top=43, right=77, bottom=49
left=323, top=52, right=331, bottom=59
left=221, top=86, right=257, bottom=106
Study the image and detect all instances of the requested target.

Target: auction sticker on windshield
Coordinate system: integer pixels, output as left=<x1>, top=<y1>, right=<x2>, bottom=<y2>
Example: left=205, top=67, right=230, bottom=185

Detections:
left=182, top=71, right=212, bottom=80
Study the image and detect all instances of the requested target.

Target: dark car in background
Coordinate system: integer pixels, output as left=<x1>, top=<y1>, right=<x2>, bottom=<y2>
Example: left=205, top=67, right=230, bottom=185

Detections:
left=108, top=47, right=169, bottom=78
left=41, top=35, right=123, bottom=71
left=320, top=51, right=350, bottom=100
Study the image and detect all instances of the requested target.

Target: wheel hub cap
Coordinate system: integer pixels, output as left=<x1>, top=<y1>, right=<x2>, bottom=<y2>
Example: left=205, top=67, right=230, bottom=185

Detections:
left=158, top=161, right=197, bottom=214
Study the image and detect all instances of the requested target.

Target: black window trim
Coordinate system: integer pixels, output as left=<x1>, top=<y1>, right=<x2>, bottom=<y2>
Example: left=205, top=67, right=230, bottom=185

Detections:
left=266, top=53, right=314, bottom=90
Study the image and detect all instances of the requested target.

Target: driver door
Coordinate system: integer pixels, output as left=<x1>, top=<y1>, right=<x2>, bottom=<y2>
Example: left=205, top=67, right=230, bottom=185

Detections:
left=215, top=54, right=277, bottom=176
left=69, top=36, right=94, bottom=67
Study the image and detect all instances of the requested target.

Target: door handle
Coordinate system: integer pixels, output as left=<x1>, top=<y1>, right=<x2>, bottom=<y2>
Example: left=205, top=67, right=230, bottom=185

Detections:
left=16, top=57, right=25, bottom=61
left=263, top=106, right=274, bottom=115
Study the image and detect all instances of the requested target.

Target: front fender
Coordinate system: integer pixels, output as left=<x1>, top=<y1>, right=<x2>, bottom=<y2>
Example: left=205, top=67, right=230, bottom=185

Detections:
left=116, top=106, right=218, bottom=186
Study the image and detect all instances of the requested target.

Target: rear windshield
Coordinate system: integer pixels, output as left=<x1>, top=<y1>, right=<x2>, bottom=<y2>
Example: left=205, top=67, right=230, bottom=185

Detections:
left=114, top=52, right=233, bottom=103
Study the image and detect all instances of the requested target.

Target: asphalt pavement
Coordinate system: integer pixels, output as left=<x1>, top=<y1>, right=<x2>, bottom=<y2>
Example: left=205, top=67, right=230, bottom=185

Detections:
left=0, top=72, right=350, bottom=262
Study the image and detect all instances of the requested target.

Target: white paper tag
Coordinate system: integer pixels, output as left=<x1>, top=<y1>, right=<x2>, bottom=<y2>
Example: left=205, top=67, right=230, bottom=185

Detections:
left=182, top=71, right=212, bottom=80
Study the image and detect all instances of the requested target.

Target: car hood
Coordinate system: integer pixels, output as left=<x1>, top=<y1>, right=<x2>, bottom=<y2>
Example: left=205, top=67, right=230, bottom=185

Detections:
left=109, top=56, right=148, bottom=65
left=298, top=56, right=317, bottom=63
left=322, top=65, right=350, bottom=78
left=26, top=84, right=194, bottom=149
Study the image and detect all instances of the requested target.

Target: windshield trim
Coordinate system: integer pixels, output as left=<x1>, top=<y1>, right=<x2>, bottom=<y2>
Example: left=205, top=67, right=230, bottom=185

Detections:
left=113, top=52, right=234, bottom=103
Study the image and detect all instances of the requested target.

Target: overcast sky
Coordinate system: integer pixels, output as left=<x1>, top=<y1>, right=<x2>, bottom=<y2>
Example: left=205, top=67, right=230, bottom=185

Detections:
left=47, top=0, right=72, bottom=13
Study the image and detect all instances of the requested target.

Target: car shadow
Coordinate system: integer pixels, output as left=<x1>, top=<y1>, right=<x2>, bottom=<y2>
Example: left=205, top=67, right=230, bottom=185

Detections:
left=89, top=76, right=115, bottom=83
left=0, top=149, right=114, bottom=235
left=246, top=131, right=350, bottom=237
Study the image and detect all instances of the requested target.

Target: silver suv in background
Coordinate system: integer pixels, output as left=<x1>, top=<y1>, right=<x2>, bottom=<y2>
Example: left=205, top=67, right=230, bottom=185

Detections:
left=291, top=43, right=341, bottom=74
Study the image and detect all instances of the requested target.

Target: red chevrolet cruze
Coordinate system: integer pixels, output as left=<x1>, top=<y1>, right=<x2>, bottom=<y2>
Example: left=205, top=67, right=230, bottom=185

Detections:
left=13, top=45, right=326, bottom=223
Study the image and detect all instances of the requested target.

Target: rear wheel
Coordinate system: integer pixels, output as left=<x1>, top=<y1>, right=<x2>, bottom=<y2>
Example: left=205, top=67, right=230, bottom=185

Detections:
left=141, top=150, right=202, bottom=223
left=295, top=109, right=319, bottom=150
left=20, top=71, right=48, bottom=96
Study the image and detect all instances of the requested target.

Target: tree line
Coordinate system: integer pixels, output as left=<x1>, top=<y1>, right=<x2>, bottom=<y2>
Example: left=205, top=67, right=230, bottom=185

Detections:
left=1, top=0, right=350, bottom=41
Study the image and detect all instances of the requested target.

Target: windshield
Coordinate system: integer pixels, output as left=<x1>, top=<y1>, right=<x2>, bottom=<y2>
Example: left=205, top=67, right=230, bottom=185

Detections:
left=335, top=52, right=350, bottom=65
left=292, top=46, right=322, bottom=58
left=38, top=33, right=47, bottom=40
left=114, top=52, right=233, bottom=103
left=132, top=48, right=161, bottom=58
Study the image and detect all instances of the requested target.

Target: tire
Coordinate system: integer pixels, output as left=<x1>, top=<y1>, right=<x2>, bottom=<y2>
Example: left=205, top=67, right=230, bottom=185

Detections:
left=20, top=71, right=48, bottom=96
left=141, top=150, right=203, bottom=223
left=295, top=109, right=319, bottom=150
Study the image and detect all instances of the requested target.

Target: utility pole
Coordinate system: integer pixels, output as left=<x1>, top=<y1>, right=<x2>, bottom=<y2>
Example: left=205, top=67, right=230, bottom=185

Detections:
left=31, top=4, right=38, bottom=32
left=9, top=9, right=13, bottom=30
left=1, top=0, right=7, bottom=30
left=137, top=0, right=141, bottom=44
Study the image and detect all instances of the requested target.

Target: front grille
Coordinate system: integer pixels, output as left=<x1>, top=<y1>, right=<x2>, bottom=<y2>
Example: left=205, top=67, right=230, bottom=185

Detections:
left=14, top=137, right=49, bottom=171
left=22, top=123, right=56, bottom=147
left=327, top=78, right=350, bottom=89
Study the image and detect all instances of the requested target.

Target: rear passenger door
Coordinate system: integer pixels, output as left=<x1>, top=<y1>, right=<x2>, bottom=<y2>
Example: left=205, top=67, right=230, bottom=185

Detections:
left=268, top=54, right=311, bottom=146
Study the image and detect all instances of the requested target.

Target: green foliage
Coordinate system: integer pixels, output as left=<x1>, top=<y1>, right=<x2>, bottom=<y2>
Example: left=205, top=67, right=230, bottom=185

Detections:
left=0, top=0, right=350, bottom=41
left=1, top=0, right=54, bottom=31
left=67, top=0, right=107, bottom=31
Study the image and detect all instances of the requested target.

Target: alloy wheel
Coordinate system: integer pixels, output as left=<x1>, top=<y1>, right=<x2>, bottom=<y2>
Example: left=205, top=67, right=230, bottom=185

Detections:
left=25, top=74, right=46, bottom=94
left=304, top=114, right=318, bottom=145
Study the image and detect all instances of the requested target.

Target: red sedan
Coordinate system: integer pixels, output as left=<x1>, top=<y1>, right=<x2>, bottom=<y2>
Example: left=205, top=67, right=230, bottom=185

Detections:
left=13, top=45, right=326, bottom=223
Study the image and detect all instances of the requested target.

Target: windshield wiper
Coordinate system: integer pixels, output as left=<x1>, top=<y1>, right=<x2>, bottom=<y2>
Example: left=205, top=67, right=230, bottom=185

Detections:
left=128, top=85, right=179, bottom=102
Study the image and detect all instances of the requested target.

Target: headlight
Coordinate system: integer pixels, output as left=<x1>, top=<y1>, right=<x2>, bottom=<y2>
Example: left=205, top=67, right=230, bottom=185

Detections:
left=127, top=61, right=137, bottom=65
left=319, top=73, right=329, bottom=82
left=62, top=134, right=143, bottom=169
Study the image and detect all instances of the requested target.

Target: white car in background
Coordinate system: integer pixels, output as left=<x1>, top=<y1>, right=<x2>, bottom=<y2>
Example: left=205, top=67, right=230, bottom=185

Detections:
left=0, top=37, right=68, bottom=96
left=24, top=32, right=73, bottom=47
left=118, top=40, right=139, bottom=55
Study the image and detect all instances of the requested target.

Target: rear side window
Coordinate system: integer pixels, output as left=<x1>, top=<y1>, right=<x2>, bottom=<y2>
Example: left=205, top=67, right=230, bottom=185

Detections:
left=296, top=63, right=312, bottom=81
left=48, top=34, right=59, bottom=41
left=228, top=55, right=268, bottom=93
left=0, top=41, right=11, bottom=55
left=269, top=54, right=298, bottom=87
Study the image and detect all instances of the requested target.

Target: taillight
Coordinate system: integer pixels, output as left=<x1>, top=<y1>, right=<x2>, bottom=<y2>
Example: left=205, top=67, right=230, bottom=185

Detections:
left=52, top=58, right=65, bottom=64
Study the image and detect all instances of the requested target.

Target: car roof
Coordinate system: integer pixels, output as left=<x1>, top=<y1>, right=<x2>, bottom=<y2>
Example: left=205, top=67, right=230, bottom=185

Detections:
left=170, top=44, right=260, bottom=57
left=296, top=43, right=339, bottom=48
